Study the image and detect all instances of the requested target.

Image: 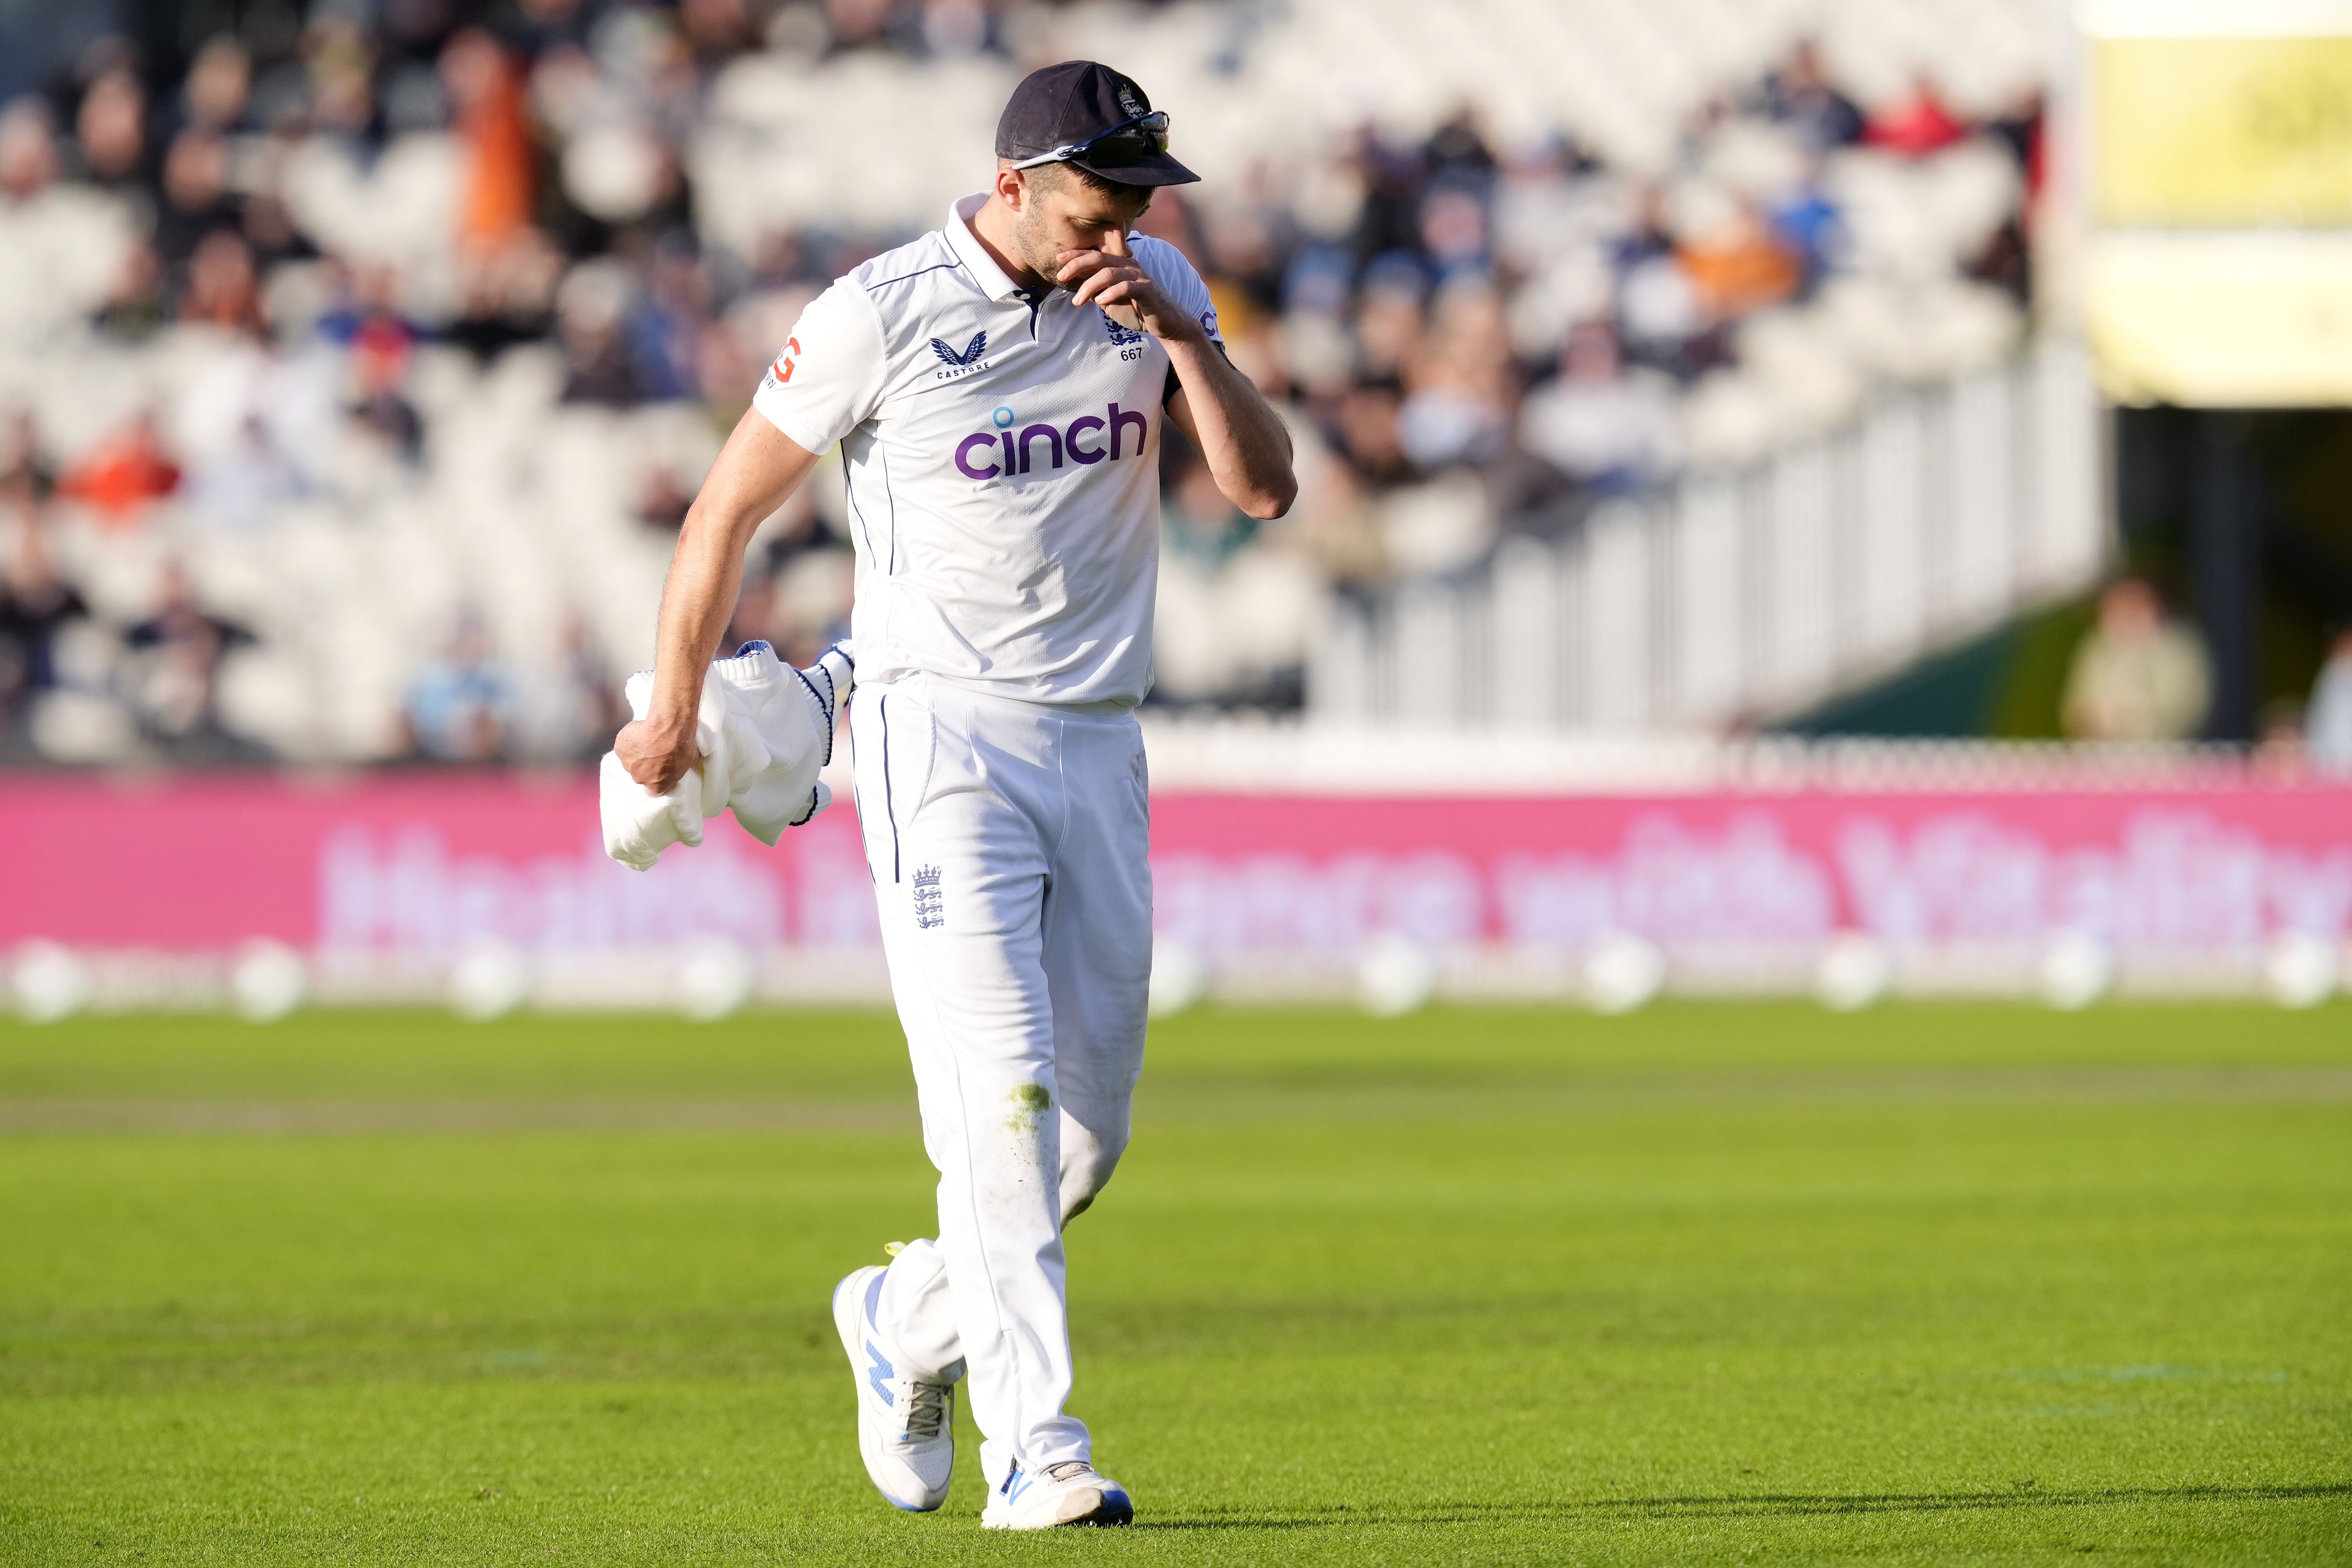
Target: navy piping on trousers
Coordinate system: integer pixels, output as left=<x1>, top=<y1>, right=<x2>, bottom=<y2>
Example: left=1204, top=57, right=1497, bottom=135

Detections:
left=878, top=438, right=899, bottom=576
left=880, top=692, right=900, bottom=884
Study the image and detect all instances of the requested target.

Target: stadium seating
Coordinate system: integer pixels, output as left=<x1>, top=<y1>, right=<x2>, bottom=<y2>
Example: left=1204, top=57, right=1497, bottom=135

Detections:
left=0, top=0, right=2061, bottom=764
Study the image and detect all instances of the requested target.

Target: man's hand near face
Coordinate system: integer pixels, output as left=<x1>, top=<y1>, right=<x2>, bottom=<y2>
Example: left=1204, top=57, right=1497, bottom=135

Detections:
left=1039, top=218, right=1294, bottom=520
left=1053, top=227, right=1205, bottom=345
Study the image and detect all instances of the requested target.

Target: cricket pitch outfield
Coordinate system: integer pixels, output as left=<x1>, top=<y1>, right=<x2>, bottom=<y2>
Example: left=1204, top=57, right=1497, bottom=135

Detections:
left=2, top=1002, right=2346, bottom=1564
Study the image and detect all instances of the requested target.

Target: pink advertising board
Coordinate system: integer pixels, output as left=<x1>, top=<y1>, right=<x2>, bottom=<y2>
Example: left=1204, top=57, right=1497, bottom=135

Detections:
left=2, top=771, right=2349, bottom=958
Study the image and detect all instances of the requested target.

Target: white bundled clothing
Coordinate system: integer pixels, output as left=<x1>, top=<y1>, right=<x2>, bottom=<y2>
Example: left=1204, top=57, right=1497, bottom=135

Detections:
left=599, top=640, right=853, bottom=871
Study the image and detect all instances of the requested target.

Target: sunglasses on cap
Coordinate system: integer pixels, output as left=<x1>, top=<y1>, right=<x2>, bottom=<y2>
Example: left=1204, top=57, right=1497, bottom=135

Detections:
left=1008, top=111, right=1171, bottom=172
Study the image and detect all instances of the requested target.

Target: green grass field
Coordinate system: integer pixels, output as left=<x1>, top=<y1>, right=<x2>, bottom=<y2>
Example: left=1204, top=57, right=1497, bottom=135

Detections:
left=2, top=1002, right=2347, bottom=1564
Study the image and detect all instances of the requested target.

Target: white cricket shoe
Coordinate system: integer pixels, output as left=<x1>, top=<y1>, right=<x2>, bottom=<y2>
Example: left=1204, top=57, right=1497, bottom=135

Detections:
left=980, top=1459, right=1134, bottom=1530
left=831, top=1263, right=957, bottom=1512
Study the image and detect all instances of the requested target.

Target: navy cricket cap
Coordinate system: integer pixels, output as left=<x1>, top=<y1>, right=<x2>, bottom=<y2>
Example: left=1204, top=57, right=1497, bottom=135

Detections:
left=994, top=61, right=1200, bottom=187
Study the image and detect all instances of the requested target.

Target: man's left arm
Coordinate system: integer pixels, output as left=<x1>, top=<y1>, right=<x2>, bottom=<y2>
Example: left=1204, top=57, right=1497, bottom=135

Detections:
left=1062, top=230, right=1297, bottom=520
left=1161, top=332, right=1296, bottom=521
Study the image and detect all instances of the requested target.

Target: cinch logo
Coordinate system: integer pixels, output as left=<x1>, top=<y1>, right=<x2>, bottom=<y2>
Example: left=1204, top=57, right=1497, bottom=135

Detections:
left=954, top=403, right=1148, bottom=480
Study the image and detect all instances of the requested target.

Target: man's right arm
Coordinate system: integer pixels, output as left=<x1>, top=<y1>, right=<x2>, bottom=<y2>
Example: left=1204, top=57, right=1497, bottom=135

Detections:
left=614, top=410, right=821, bottom=794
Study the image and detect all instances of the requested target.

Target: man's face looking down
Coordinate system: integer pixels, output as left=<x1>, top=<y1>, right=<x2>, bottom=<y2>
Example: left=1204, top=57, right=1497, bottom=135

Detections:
left=1001, top=163, right=1153, bottom=289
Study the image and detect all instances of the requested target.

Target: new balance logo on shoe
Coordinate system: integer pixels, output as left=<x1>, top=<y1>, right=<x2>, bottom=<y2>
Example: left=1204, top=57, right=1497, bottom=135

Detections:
left=983, top=1460, right=1133, bottom=1529
left=834, top=1263, right=956, bottom=1513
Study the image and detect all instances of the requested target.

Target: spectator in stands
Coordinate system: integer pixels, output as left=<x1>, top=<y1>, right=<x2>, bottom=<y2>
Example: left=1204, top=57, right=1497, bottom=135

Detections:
left=443, top=30, right=536, bottom=257
left=635, top=459, right=694, bottom=532
left=0, top=98, right=59, bottom=201
left=1616, top=189, right=1707, bottom=377
left=1397, top=281, right=1514, bottom=470
left=181, top=36, right=254, bottom=133
left=508, top=0, right=593, bottom=58
left=446, top=226, right=565, bottom=361
left=2303, top=627, right=2352, bottom=773
left=0, top=521, right=90, bottom=732
left=1204, top=159, right=1294, bottom=317
left=771, top=547, right=856, bottom=668
left=1756, top=40, right=1864, bottom=153
left=348, top=315, right=424, bottom=464
left=184, top=413, right=307, bottom=527
left=56, top=413, right=180, bottom=524
left=1352, top=257, right=1427, bottom=382
left=557, top=259, right=647, bottom=405
left=239, top=178, right=309, bottom=272
left=694, top=313, right=759, bottom=422
left=181, top=229, right=266, bottom=336
left=72, top=66, right=153, bottom=201
left=1419, top=184, right=1491, bottom=283
left=1334, top=382, right=1412, bottom=488
left=305, top=13, right=379, bottom=138
left=631, top=229, right=712, bottom=401
left=95, top=239, right=169, bottom=342
left=316, top=264, right=420, bottom=366
left=2061, top=578, right=2213, bottom=743
left=1767, top=174, right=1846, bottom=292
left=0, top=408, right=54, bottom=512
left=123, top=559, right=255, bottom=757
left=1678, top=196, right=1802, bottom=325
left=1865, top=75, right=1967, bottom=159
left=403, top=611, right=516, bottom=763
left=0, top=4, right=2058, bottom=755
left=1164, top=452, right=1257, bottom=567
left=1519, top=321, right=1679, bottom=495
left=516, top=611, right=626, bottom=763
left=154, top=126, right=234, bottom=267
left=1154, top=454, right=1320, bottom=711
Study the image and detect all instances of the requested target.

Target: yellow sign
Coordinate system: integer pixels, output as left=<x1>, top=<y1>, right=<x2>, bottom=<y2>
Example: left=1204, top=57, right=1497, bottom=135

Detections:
left=2096, top=36, right=2352, bottom=225
left=2086, top=231, right=2352, bottom=403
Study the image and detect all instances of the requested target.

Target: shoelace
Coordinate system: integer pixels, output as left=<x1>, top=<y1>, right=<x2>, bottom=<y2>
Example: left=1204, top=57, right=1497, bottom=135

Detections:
left=899, top=1377, right=948, bottom=1440
left=1039, top=1461, right=1096, bottom=1485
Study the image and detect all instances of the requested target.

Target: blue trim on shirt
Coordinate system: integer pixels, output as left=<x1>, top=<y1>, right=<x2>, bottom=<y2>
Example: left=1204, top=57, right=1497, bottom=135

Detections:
left=863, top=257, right=964, bottom=294
left=877, top=437, right=899, bottom=576
left=844, top=439, right=878, bottom=562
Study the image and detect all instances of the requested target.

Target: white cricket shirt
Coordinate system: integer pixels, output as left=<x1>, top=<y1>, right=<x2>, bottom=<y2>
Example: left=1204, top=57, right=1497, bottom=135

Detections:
left=752, top=193, right=1223, bottom=709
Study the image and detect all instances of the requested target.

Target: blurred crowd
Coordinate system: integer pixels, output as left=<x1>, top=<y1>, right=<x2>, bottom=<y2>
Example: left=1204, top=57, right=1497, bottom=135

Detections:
left=2060, top=575, right=2352, bottom=771
left=0, top=0, right=2052, bottom=765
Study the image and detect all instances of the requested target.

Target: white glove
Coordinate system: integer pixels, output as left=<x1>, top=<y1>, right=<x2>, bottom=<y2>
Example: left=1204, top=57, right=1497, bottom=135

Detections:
left=599, top=640, right=853, bottom=872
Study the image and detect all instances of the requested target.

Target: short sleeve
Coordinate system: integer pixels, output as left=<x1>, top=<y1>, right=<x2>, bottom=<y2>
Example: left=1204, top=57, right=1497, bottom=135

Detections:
left=750, top=279, right=889, bottom=454
left=1131, top=236, right=1225, bottom=348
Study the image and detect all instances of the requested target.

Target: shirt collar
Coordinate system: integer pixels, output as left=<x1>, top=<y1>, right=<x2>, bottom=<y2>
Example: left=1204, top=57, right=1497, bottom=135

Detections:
left=946, top=193, right=1030, bottom=304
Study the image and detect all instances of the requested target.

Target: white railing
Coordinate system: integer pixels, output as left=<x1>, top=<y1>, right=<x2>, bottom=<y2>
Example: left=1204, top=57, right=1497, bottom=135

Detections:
left=1310, top=336, right=2107, bottom=731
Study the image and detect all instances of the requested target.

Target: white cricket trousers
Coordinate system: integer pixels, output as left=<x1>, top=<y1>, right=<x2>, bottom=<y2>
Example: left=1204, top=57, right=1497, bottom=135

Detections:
left=848, top=678, right=1152, bottom=1491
